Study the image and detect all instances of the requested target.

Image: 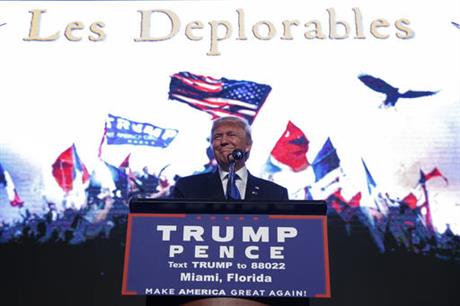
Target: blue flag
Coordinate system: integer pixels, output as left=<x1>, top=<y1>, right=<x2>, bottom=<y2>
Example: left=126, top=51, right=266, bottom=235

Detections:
left=106, top=114, right=178, bottom=148
left=0, top=163, right=6, bottom=186
left=311, top=138, right=340, bottom=182
left=104, top=161, right=128, bottom=197
left=361, top=159, right=377, bottom=194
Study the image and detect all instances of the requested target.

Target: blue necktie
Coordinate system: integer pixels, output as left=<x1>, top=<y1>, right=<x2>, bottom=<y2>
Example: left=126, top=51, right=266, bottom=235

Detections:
left=226, top=173, right=241, bottom=200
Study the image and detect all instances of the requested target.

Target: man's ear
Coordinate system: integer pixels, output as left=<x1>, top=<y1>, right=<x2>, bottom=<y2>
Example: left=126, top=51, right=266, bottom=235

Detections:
left=244, top=143, right=252, bottom=153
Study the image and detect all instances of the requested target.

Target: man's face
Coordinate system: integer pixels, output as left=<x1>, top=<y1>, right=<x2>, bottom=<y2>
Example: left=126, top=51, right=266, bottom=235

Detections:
left=211, top=122, right=252, bottom=171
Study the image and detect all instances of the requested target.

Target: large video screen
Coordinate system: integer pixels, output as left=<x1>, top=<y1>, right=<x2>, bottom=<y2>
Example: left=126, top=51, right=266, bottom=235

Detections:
left=1, top=0, right=459, bottom=260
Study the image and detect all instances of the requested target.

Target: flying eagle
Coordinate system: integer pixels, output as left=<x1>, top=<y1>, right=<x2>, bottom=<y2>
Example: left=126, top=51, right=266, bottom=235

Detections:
left=358, top=74, right=438, bottom=108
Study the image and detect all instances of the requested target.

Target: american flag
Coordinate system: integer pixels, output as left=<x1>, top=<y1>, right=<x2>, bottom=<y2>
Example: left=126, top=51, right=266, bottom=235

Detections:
left=169, top=72, right=271, bottom=124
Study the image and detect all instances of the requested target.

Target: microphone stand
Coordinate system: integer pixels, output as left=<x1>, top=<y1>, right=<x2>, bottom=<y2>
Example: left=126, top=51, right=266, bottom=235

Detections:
left=226, top=154, right=237, bottom=200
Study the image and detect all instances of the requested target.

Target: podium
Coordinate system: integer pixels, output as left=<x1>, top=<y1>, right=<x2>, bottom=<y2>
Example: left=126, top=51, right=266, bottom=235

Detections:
left=122, top=198, right=331, bottom=305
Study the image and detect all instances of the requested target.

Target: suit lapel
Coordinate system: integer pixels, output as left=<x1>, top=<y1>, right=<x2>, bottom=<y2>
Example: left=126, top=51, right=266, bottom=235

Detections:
left=208, top=170, right=226, bottom=200
left=245, top=172, right=261, bottom=200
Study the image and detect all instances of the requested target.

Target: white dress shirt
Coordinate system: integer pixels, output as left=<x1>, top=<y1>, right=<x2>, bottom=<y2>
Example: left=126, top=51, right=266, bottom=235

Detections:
left=218, top=166, right=248, bottom=199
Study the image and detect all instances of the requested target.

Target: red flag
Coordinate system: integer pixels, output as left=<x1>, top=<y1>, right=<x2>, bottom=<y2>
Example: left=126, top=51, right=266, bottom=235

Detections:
left=52, top=144, right=90, bottom=192
left=327, top=189, right=361, bottom=212
left=348, top=192, right=362, bottom=208
left=9, top=190, right=24, bottom=207
left=401, top=193, right=418, bottom=210
left=270, top=121, right=310, bottom=172
left=328, top=189, right=346, bottom=213
left=327, top=189, right=361, bottom=222
left=119, top=153, right=131, bottom=168
left=420, top=167, right=448, bottom=184
left=0, top=164, right=24, bottom=207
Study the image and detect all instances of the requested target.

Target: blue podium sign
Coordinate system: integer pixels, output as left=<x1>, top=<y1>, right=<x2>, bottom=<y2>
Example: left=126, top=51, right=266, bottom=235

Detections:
left=122, top=210, right=330, bottom=298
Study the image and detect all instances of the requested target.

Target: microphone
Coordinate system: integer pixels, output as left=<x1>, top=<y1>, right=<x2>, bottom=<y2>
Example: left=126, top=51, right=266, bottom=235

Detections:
left=227, top=149, right=245, bottom=163
left=231, top=149, right=245, bottom=161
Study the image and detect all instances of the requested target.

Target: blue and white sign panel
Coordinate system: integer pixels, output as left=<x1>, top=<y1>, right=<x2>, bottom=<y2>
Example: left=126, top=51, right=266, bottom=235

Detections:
left=122, top=213, right=331, bottom=298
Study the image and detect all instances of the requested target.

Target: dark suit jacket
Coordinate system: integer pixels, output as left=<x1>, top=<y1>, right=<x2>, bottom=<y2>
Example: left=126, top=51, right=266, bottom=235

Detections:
left=171, top=170, right=288, bottom=201
left=148, top=171, right=310, bottom=306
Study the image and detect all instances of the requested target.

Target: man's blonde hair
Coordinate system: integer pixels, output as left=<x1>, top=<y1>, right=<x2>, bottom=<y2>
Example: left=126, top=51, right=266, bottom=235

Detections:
left=211, top=116, right=252, bottom=145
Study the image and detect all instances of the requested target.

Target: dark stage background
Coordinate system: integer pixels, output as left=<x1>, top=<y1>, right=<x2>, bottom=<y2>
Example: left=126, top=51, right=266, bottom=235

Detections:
left=1, top=215, right=459, bottom=306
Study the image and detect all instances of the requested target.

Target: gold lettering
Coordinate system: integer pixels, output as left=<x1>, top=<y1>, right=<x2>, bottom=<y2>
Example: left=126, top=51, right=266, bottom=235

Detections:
left=134, top=9, right=179, bottom=42
left=64, top=21, right=84, bottom=41
left=281, top=20, right=300, bottom=40
left=252, top=20, right=276, bottom=40
left=185, top=21, right=203, bottom=41
left=23, top=9, right=59, bottom=41
left=304, top=20, right=326, bottom=39
left=352, top=7, right=366, bottom=39
left=207, top=20, right=232, bottom=56
left=89, top=21, right=106, bottom=42
left=236, top=8, right=247, bottom=40
left=327, top=8, right=350, bottom=39
left=395, top=18, right=414, bottom=39
left=370, top=19, right=390, bottom=39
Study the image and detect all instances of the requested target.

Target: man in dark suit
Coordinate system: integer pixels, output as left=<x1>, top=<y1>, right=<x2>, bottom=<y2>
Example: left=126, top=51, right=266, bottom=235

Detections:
left=149, top=117, right=310, bottom=306
left=171, top=116, right=288, bottom=201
